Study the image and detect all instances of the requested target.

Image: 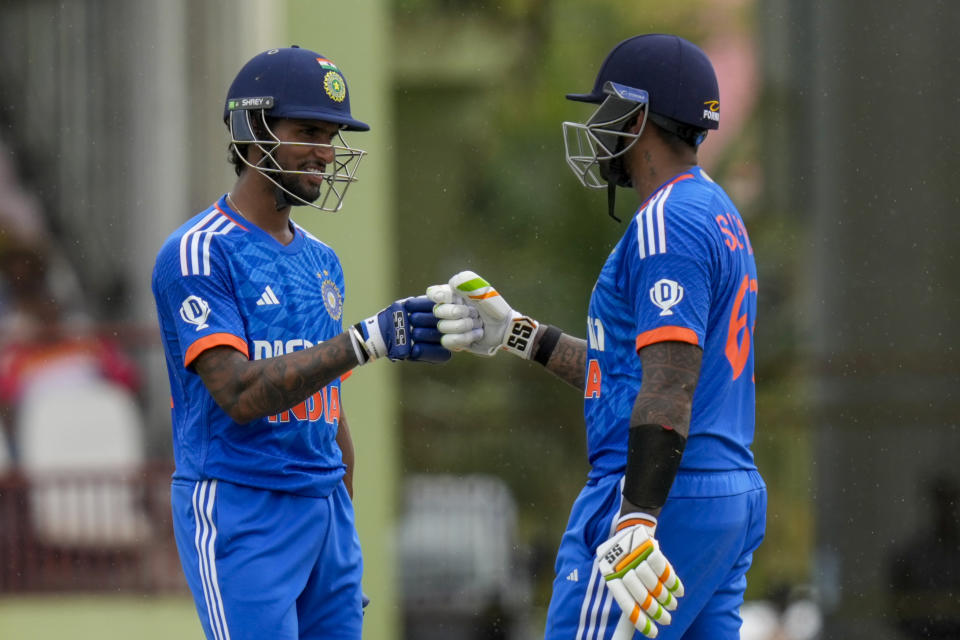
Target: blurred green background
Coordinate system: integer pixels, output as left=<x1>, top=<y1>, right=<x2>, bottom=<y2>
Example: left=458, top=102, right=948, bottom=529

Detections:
left=0, top=0, right=956, bottom=639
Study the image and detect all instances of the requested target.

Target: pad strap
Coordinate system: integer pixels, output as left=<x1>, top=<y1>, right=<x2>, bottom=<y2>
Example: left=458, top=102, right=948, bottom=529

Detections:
left=623, top=423, right=686, bottom=510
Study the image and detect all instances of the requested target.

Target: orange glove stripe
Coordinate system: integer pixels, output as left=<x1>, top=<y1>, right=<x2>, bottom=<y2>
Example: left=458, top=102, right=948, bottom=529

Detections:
left=614, top=540, right=654, bottom=572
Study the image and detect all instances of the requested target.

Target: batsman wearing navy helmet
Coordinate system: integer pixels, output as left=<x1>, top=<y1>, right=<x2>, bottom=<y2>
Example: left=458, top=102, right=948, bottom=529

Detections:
left=429, top=34, right=766, bottom=639
left=152, top=46, right=448, bottom=640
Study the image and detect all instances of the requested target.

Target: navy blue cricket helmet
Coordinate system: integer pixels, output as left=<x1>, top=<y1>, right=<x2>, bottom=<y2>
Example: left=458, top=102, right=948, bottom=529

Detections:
left=566, top=34, right=719, bottom=132
left=223, top=46, right=369, bottom=212
left=562, top=34, right=719, bottom=221
left=224, top=45, right=369, bottom=131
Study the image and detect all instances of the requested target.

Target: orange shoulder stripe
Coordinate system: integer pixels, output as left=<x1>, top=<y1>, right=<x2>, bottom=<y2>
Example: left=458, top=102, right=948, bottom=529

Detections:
left=635, top=326, right=699, bottom=352
left=184, top=333, right=249, bottom=367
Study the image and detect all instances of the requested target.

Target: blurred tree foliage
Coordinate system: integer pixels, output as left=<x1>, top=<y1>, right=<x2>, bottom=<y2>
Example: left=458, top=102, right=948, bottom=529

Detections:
left=392, top=0, right=812, bottom=614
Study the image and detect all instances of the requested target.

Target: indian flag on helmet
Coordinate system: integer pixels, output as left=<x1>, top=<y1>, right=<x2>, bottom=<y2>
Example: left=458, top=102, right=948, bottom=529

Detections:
left=316, top=57, right=339, bottom=70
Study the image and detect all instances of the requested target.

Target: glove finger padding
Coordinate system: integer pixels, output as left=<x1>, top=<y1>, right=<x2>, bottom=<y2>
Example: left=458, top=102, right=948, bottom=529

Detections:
left=440, top=329, right=484, bottom=352
left=426, top=283, right=488, bottom=354
left=644, top=546, right=684, bottom=601
left=426, top=283, right=455, bottom=305
left=411, top=325, right=443, bottom=342
left=622, top=570, right=671, bottom=624
left=597, top=517, right=683, bottom=639
left=409, top=311, right=441, bottom=329
left=607, top=579, right=660, bottom=638
left=433, top=302, right=479, bottom=321
left=404, top=296, right=451, bottom=363
left=410, top=341, right=451, bottom=363
left=436, top=316, right=482, bottom=334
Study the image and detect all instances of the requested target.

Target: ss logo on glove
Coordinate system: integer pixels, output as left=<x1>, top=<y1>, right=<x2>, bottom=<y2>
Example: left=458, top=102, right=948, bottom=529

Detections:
left=506, top=319, right=535, bottom=351
left=603, top=543, right=625, bottom=565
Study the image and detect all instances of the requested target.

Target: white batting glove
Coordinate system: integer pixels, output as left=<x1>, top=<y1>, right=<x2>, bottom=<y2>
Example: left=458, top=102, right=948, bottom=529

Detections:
left=426, top=271, right=539, bottom=358
left=424, top=284, right=483, bottom=352
left=598, top=513, right=684, bottom=639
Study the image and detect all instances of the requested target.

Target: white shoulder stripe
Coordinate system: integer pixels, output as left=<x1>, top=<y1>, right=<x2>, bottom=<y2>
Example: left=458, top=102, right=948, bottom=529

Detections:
left=180, top=214, right=237, bottom=277
left=191, top=216, right=228, bottom=276
left=636, top=183, right=674, bottom=259
left=180, top=211, right=219, bottom=276
left=656, top=183, right=672, bottom=254
left=201, top=222, right=235, bottom=276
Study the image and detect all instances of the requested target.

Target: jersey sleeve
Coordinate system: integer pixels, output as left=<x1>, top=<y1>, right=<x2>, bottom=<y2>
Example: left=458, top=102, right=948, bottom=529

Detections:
left=154, top=238, right=248, bottom=368
left=622, top=204, right=717, bottom=353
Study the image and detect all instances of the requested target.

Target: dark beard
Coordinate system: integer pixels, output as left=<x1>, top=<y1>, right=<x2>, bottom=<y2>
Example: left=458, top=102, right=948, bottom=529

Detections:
left=277, top=169, right=323, bottom=204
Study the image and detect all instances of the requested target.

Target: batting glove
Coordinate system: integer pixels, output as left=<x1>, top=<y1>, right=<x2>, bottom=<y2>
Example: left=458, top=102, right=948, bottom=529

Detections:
left=352, top=296, right=451, bottom=364
left=425, top=271, right=539, bottom=358
left=597, top=513, right=684, bottom=639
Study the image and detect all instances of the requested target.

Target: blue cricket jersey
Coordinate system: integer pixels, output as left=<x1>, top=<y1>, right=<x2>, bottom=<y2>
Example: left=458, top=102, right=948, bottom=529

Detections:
left=152, top=195, right=348, bottom=497
left=584, top=166, right=758, bottom=478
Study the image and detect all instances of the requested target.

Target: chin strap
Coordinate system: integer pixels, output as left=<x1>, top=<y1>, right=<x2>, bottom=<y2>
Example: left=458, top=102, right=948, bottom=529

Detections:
left=607, top=180, right=621, bottom=223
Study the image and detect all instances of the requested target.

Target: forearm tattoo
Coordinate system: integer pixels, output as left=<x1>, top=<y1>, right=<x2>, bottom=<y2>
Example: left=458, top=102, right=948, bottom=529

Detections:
left=194, top=332, right=357, bottom=423
left=631, top=341, right=703, bottom=438
left=545, top=334, right=587, bottom=390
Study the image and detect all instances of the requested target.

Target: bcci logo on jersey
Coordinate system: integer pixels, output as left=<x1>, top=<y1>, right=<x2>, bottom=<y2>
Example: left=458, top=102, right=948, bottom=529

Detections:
left=650, top=279, right=684, bottom=316
left=321, top=278, right=343, bottom=321
left=179, top=295, right=211, bottom=331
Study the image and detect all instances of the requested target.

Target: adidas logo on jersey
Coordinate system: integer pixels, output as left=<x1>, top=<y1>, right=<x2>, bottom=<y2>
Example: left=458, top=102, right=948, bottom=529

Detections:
left=566, top=569, right=579, bottom=582
left=256, top=285, right=280, bottom=306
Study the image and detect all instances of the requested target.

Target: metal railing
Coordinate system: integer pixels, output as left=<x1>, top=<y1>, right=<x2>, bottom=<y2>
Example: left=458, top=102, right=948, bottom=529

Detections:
left=0, top=462, right=184, bottom=593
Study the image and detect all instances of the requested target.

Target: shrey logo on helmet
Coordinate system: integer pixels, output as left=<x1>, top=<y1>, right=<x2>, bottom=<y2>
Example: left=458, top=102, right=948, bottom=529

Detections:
left=223, top=46, right=370, bottom=212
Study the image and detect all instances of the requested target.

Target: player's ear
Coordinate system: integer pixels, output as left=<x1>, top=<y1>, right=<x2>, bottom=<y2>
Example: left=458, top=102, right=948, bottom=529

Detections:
left=627, top=109, right=645, bottom=135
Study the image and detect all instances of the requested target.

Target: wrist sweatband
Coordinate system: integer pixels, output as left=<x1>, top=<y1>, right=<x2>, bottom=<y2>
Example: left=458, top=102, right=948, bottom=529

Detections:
left=349, top=324, right=370, bottom=365
left=533, top=325, right=563, bottom=366
left=623, top=423, right=686, bottom=510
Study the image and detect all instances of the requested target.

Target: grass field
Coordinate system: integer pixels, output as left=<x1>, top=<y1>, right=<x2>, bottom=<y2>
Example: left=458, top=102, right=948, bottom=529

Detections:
left=0, top=594, right=202, bottom=640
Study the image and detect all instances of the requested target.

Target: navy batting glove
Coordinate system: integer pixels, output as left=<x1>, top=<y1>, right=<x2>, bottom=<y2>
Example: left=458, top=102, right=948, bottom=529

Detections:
left=405, top=296, right=451, bottom=363
left=352, top=297, right=451, bottom=363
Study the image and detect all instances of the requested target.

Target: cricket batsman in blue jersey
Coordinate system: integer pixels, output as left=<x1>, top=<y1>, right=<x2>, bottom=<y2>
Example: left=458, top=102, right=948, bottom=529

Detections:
left=428, top=34, right=766, bottom=639
left=152, top=46, right=447, bottom=640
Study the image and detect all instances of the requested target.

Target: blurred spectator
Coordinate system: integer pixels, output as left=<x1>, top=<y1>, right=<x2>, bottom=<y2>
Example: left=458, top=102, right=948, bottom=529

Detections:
left=0, top=240, right=139, bottom=463
left=740, top=583, right=823, bottom=640
left=0, top=134, right=141, bottom=463
left=887, top=474, right=960, bottom=639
